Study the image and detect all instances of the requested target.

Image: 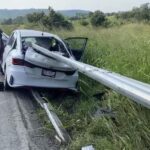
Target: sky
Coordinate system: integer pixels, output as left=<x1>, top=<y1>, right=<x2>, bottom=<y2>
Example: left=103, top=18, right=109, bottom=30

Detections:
left=0, top=0, right=149, bottom=12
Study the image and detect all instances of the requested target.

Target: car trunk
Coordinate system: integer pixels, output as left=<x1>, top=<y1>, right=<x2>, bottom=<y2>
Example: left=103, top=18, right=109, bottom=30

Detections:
left=24, top=46, right=75, bottom=77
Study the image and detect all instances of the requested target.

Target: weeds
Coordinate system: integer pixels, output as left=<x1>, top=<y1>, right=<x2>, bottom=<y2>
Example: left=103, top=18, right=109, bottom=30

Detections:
left=52, top=23, right=150, bottom=150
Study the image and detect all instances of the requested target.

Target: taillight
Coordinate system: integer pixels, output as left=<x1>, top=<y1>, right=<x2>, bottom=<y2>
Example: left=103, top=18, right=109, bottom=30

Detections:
left=12, top=58, right=35, bottom=68
left=12, top=58, right=24, bottom=66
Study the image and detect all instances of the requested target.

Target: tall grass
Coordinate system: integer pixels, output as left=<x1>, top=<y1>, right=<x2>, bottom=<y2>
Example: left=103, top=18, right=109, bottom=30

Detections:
left=52, top=23, right=150, bottom=150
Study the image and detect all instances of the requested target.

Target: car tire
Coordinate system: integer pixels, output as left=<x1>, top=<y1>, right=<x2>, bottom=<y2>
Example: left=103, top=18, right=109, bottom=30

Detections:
left=3, top=73, right=10, bottom=91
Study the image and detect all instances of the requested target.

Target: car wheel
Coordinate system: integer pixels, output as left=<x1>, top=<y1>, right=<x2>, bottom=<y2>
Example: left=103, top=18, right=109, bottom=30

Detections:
left=3, top=73, right=10, bottom=91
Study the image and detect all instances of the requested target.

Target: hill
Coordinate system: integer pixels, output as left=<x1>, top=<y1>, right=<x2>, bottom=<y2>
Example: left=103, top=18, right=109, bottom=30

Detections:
left=58, top=9, right=90, bottom=17
left=0, top=9, right=90, bottom=20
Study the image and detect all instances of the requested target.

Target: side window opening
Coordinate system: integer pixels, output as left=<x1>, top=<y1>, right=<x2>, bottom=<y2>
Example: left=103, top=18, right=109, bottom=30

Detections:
left=8, top=33, right=16, bottom=47
left=12, top=40, right=17, bottom=49
left=64, top=37, right=88, bottom=61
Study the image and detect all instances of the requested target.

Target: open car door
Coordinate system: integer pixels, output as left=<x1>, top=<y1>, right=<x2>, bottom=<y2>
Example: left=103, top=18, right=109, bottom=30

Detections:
left=64, top=37, right=88, bottom=61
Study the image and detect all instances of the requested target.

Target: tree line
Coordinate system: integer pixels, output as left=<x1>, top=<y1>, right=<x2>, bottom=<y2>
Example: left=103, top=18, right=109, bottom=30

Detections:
left=27, top=7, right=73, bottom=30
left=1, top=3, right=150, bottom=29
left=114, top=3, right=150, bottom=21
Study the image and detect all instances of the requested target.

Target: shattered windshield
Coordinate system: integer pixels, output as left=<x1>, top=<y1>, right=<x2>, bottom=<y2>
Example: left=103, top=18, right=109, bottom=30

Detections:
left=22, top=37, right=69, bottom=55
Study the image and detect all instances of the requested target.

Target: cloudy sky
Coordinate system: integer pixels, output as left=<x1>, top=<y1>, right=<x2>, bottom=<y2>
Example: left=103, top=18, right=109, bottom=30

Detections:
left=0, top=0, right=149, bottom=12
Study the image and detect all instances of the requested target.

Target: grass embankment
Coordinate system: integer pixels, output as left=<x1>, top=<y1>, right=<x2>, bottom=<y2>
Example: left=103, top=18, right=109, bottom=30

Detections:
left=51, top=24, right=150, bottom=150
left=1, top=23, right=150, bottom=149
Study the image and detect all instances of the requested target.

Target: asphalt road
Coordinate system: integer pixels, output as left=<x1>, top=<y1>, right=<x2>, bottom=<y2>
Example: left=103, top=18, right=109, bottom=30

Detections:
left=0, top=74, right=59, bottom=150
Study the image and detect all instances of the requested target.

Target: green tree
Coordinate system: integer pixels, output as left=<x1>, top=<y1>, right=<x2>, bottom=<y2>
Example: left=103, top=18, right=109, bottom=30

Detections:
left=27, top=12, right=45, bottom=23
left=2, top=18, right=13, bottom=25
left=26, top=6, right=73, bottom=30
left=80, top=19, right=89, bottom=26
left=116, top=3, right=150, bottom=22
left=90, top=11, right=106, bottom=26
left=140, top=3, right=150, bottom=20
left=13, top=16, right=26, bottom=24
left=43, top=6, right=73, bottom=29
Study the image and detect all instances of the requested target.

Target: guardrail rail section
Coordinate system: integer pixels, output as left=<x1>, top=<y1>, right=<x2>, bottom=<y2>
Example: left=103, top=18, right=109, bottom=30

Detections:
left=32, top=43, right=150, bottom=109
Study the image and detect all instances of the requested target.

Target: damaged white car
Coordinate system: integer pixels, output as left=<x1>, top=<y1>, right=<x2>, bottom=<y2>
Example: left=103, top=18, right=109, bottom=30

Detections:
left=1, top=29, right=88, bottom=90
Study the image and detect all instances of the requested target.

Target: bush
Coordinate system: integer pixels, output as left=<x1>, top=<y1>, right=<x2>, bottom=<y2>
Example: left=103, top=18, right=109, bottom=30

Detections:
left=27, top=12, right=45, bottom=23
left=1, top=18, right=13, bottom=25
left=80, top=20, right=89, bottom=26
left=13, top=16, right=26, bottom=24
left=90, top=11, right=106, bottom=27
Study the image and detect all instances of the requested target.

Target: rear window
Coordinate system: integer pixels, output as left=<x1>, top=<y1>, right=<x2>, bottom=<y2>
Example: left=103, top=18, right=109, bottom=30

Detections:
left=22, top=37, right=69, bottom=54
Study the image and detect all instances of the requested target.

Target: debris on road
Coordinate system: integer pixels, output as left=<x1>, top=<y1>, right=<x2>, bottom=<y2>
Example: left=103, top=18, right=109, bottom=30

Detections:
left=82, top=145, right=95, bottom=150
left=31, top=89, right=71, bottom=144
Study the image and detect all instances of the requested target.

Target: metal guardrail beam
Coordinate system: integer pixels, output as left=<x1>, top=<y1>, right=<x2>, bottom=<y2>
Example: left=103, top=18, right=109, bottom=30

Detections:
left=31, top=89, right=71, bottom=144
left=32, top=43, right=150, bottom=109
left=43, top=103, right=71, bottom=143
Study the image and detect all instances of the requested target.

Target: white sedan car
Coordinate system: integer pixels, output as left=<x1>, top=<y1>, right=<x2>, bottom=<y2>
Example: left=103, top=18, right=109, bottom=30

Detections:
left=1, top=29, right=88, bottom=90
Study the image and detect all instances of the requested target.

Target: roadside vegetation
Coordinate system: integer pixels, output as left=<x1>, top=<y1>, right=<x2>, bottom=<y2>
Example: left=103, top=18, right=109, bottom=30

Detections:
left=0, top=3, right=150, bottom=150
left=44, top=23, right=150, bottom=150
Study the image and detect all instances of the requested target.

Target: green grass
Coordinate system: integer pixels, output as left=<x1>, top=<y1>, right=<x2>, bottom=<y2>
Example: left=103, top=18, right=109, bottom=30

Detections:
left=51, top=23, right=150, bottom=150
left=1, top=23, right=150, bottom=149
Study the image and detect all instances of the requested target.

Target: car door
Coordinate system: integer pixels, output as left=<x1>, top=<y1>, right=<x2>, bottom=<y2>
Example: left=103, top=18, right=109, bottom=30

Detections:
left=64, top=37, right=88, bottom=61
